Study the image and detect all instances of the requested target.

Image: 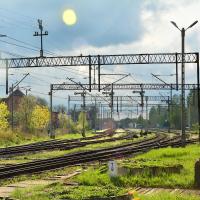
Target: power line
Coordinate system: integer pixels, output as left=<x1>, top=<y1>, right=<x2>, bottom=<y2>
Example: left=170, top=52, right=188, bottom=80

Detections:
left=0, top=39, right=39, bottom=53
left=0, top=49, right=23, bottom=58
left=7, top=36, right=40, bottom=51
left=1, top=37, right=57, bottom=57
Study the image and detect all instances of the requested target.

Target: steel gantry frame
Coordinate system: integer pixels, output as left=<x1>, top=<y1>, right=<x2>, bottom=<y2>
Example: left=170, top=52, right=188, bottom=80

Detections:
left=68, top=95, right=171, bottom=132
left=68, top=95, right=169, bottom=102
left=52, top=83, right=197, bottom=91
left=4, top=52, right=199, bottom=93
left=50, top=82, right=197, bottom=136
left=3, top=52, right=200, bottom=142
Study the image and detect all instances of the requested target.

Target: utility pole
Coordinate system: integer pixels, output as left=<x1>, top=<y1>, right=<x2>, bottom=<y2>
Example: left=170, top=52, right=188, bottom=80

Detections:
left=145, top=96, right=148, bottom=133
left=67, top=95, right=71, bottom=134
left=196, top=53, right=200, bottom=143
left=167, top=96, right=171, bottom=133
left=73, top=104, right=76, bottom=122
left=11, top=84, right=14, bottom=131
left=101, top=103, right=103, bottom=130
left=133, top=86, right=145, bottom=133
left=98, top=102, right=101, bottom=130
left=82, top=92, right=86, bottom=137
left=181, top=27, right=186, bottom=145
left=171, top=20, right=198, bottom=146
left=25, top=88, right=31, bottom=131
left=68, top=95, right=70, bottom=113
left=116, top=96, right=119, bottom=113
left=94, top=97, right=97, bottom=133
left=6, top=60, right=8, bottom=94
left=93, top=66, right=96, bottom=84
left=110, top=83, right=114, bottom=129
left=10, top=73, right=30, bottom=131
left=120, top=96, right=122, bottom=112
left=33, top=19, right=48, bottom=57
left=49, top=84, right=54, bottom=139
left=140, top=89, right=144, bottom=133
left=74, top=91, right=86, bottom=137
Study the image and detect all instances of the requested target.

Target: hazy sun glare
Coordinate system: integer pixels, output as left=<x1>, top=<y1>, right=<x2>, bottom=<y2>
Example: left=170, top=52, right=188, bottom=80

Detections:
left=62, top=9, right=77, bottom=26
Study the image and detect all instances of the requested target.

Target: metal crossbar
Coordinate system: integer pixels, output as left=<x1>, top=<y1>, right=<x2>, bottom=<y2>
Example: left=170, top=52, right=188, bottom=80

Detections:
left=52, top=83, right=197, bottom=91
left=69, top=96, right=169, bottom=102
left=2, top=52, right=198, bottom=68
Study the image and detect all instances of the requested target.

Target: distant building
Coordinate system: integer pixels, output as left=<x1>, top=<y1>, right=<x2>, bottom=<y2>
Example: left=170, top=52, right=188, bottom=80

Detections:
left=101, top=118, right=116, bottom=130
left=0, top=88, right=25, bottom=112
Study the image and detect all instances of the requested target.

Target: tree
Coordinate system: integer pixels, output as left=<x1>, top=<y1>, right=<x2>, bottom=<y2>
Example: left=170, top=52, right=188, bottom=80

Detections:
left=30, top=105, right=50, bottom=131
left=170, top=95, right=181, bottom=129
left=119, top=118, right=137, bottom=128
left=36, top=96, right=48, bottom=106
left=58, top=112, right=77, bottom=133
left=137, top=114, right=144, bottom=127
left=53, top=104, right=67, bottom=113
left=16, top=95, right=37, bottom=130
left=87, top=106, right=98, bottom=129
left=149, top=106, right=159, bottom=128
left=0, top=102, right=9, bottom=129
left=77, top=111, right=89, bottom=137
left=187, top=89, right=198, bottom=128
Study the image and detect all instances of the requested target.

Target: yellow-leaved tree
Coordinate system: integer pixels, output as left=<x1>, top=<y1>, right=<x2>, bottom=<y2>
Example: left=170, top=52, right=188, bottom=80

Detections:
left=0, top=102, right=9, bottom=129
left=30, top=105, right=50, bottom=130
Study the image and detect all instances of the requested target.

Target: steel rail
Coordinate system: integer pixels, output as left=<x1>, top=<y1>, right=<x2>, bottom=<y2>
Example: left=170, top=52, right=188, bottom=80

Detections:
left=0, top=134, right=191, bottom=179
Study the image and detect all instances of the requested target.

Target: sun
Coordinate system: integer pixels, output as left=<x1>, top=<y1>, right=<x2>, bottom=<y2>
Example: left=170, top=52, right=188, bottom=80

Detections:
left=62, top=9, right=77, bottom=26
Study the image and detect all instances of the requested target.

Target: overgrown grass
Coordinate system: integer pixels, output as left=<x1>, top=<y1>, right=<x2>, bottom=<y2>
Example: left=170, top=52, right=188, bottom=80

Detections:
left=0, top=129, right=25, bottom=147
left=12, top=184, right=200, bottom=200
left=0, top=166, right=78, bottom=186
left=0, top=139, right=130, bottom=165
left=139, top=192, right=200, bottom=200
left=10, top=143, right=200, bottom=200
left=12, top=182, right=127, bottom=200
left=1, top=133, right=152, bottom=164
left=118, top=144, right=200, bottom=188
left=76, top=167, right=111, bottom=186
left=0, top=129, right=95, bottom=148
left=73, top=144, right=200, bottom=189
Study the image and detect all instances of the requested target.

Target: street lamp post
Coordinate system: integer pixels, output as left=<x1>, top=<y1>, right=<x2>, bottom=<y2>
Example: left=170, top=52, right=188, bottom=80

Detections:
left=171, top=20, right=198, bottom=146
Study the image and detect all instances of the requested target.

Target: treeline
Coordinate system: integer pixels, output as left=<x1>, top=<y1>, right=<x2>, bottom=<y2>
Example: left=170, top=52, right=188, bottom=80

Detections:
left=117, top=89, right=199, bottom=131
left=0, top=95, right=50, bottom=132
left=149, top=89, right=199, bottom=130
left=0, top=95, right=93, bottom=135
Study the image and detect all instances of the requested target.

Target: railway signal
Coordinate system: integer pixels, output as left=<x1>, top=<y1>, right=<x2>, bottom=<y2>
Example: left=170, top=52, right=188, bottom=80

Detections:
left=33, top=19, right=48, bottom=57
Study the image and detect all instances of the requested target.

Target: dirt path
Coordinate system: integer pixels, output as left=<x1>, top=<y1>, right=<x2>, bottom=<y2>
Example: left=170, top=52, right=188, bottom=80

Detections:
left=0, top=169, right=81, bottom=199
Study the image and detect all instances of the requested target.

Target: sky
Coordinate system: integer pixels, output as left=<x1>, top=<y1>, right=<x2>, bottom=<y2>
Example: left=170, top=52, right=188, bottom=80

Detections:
left=0, top=0, right=199, bottom=117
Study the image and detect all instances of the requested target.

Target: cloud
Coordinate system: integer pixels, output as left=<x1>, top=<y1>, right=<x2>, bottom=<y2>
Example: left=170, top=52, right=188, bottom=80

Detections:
left=0, top=0, right=199, bottom=105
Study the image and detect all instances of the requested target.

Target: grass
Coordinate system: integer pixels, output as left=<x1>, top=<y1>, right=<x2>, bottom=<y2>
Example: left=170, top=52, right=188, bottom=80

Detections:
left=72, top=144, right=200, bottom=189
left=0, top=133, right=153, bottom=186
left=0, top=128, right=129, bottom=148
left=12, top=182, right=127, bottom=200
left=0, top=129, right=95, bottom=148
left=9, top=143, right=200, bottom=199
left=118, top=144, right=200, bottom=188
left=11, top=167, right=200, bottom=200
left=0, top=165, right=79, bottom=186
left=0, top=129, right=25, bottom=147
left=0, top=139, right=131, bottom=165
left=139, top=192, right=200, bottom=200
left=12, top=184, right=200, bottom=200
left=0, top=133, right=152, bottom=165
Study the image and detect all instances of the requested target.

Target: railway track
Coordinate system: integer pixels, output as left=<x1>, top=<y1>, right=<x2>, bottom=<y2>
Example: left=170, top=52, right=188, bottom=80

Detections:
left=0, top=129, right=131, bottom=157
left=0, top=133, right=196, bottom=179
